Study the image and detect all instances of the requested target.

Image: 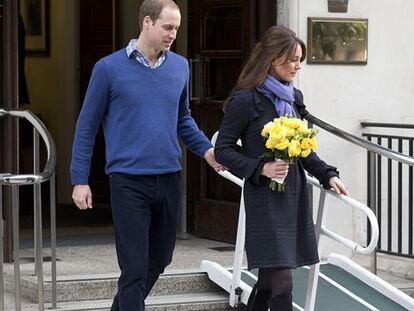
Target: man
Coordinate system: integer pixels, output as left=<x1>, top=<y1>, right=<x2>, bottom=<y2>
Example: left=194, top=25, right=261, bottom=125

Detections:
left=70, top=0, right=223, bottom=309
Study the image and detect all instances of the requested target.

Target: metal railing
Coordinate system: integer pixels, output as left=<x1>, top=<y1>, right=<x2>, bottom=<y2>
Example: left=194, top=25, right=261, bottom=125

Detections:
left=361, top=122, right=414, bottom=259
left=0, top=108, right=57, bottom=311
left=305, top=114, right=414, bottom=166
left=305, top=113, right=414, bottom=273
left=210, top=131, right=379, bottom=311
left=304, top=175, right=378, bottom=311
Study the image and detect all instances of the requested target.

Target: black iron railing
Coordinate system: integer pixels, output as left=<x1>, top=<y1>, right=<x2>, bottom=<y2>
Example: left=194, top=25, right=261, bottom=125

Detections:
left=362, top=122, right=414, bottom=259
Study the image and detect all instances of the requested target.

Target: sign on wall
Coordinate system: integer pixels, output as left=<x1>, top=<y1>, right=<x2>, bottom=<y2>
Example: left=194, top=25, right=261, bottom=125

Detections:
left=307, top=17, right=368, bottom=65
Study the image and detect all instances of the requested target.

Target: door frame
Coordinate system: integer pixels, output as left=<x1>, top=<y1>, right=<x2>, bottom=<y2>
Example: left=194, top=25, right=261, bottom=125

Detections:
left=1, top=0, right=19, bottom=262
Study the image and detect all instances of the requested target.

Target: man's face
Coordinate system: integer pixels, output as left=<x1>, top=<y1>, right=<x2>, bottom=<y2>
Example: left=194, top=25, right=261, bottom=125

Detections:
left=145, top=7, right=181, bottom=52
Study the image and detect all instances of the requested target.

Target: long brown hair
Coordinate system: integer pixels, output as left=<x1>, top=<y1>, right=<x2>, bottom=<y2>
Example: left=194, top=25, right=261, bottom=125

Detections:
left=223, top=26, right=306, bottom=110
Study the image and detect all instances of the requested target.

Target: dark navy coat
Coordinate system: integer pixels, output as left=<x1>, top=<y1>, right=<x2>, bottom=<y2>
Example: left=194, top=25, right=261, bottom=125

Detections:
left=215, top=88, right=338, bottom=269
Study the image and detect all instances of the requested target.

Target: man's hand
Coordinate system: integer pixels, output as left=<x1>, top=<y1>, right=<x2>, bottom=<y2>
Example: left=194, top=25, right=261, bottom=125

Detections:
left=72, top=185, right=93, bottom=209
left=329, top=176, right=349, bottom=196
left=204, top=148, right=226, bottom=172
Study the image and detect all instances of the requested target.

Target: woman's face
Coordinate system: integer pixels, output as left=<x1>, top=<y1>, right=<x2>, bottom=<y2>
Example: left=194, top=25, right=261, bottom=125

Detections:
left=269, top=44, right=302, bottom=82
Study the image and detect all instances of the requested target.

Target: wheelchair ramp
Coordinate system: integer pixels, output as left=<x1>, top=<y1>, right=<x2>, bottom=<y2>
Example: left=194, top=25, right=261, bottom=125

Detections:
left=237, top=265, right=409, bottom=311
left=201, top=258, right=413, bottom=311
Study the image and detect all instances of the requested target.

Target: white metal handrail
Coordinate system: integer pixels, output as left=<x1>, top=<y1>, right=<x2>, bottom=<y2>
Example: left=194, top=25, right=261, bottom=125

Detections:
left=0, top=109, right=57, bottom=311
left=210, top=131, right=379, bottom=309
left=306, top=175, right=379, bottom=255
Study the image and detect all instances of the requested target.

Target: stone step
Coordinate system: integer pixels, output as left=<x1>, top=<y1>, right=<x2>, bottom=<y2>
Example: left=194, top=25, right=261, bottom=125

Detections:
left=21, top=292, right=239, bottom=311
left=4, top=271, right=223, bottom=303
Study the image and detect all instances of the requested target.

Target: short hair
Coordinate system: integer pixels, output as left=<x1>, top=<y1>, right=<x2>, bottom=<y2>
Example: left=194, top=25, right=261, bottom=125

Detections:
left=138, top=0, right=179, bottom=32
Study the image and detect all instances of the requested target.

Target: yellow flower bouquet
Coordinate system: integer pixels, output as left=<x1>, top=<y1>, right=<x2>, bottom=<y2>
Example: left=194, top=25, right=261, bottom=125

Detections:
left=261, top=115, right=318, bottom=191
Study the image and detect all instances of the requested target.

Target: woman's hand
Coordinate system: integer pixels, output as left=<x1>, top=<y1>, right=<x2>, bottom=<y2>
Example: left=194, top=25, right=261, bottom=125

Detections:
left=261, top=160, right=289, bottom=179
left=329, top=176, right=349, bottom=196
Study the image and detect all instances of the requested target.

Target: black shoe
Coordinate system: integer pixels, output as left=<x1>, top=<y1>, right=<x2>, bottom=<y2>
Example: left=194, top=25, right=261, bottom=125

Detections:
left=270, top=292, right=293, bottom=311
left=247, top=283, right=271, bottom=311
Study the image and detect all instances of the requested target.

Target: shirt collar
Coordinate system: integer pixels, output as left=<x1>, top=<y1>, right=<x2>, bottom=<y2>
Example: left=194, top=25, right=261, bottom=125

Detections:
left=126, top=39, right=166, bottom=61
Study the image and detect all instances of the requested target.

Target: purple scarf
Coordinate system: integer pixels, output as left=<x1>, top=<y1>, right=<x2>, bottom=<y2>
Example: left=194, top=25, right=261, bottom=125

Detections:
left=256, top=75, right=297, bottom=117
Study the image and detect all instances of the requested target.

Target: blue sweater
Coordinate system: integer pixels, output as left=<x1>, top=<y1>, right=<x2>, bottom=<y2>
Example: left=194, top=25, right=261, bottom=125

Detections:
left=70, top=49, right=212, bottom=185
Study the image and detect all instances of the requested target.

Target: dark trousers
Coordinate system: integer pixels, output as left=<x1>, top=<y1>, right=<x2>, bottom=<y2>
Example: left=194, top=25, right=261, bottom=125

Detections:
left=109, top=172, right=181, bottom=311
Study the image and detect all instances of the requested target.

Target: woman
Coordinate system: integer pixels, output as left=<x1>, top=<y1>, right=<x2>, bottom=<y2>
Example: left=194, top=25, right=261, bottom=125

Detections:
left=214, top=26, right=348, bottom=311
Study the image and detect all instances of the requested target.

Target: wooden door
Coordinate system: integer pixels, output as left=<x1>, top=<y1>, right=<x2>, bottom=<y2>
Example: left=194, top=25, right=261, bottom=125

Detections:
left=187, top=0, right=277, bottom=243
left=187, top=0, right=256, bottom=242
left=79, top=0, right=116, bottom=206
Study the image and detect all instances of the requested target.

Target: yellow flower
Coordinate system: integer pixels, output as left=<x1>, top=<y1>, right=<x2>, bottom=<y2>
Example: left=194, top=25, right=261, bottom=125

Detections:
left=261, top=116, right=318, bottom=161
left=275, top=138, right=289, bottom=150
left=301, top=138, right=313, bottom=150
left=261, top=121, right=274, bottom=137
left=301, top=149, right=311, bottom=157
left=283, top=118, right=305, bottom=130
left=309, top=137, right=318, bottom=150
left=277, top=116, right=287, bottom=124
left=265, top=138, right=276, bottom=150
left=288, top=140, right=302, bottom=157
left=269, top=124, right=287, bottom=141
left=286, top=128, right=295, bottom=137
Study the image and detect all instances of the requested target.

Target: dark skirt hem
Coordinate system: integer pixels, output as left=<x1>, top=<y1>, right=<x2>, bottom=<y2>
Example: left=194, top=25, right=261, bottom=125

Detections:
left=247, top=257, right=320, bottom=271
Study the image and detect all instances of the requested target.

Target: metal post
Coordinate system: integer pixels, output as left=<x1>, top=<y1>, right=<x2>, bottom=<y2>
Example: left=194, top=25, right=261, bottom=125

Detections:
left=33, top=129, right=45, bottom=310
left=0, top=184, right=4, bottom=311
left=33, top=128, right=39, bottom=275
left=1, top=109, right=57, bottom=310
left=50, top=173, right=57, bottom=308
left=304, top=190, right=327, bottom=311
left=229, top=184, right=246, bottom=307
left=11, top=185, right=21, bottom=311
left=368, top=151, right=377, bottom=274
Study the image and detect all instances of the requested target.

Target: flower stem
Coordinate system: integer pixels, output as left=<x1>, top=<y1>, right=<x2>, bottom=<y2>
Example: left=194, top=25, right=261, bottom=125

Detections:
left=269, top=180, right=285, bottom=191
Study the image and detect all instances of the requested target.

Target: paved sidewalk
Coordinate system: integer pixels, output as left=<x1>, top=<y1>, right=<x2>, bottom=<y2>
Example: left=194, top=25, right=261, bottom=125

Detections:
left=3, top=227, right=246, bottom=310
left=3, top=226, right=413, bottom=310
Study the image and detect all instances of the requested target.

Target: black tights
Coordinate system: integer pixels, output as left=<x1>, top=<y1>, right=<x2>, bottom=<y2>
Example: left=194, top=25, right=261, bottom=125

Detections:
left=258, top=267, right=293, bottom=298
left=246, top=268, right=292, bottom=311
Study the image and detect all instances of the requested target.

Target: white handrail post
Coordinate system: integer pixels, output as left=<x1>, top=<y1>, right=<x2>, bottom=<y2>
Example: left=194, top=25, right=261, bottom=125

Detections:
left=305, top=189, right=327, bottom=311
left=229, top=183, right=246, bottom=307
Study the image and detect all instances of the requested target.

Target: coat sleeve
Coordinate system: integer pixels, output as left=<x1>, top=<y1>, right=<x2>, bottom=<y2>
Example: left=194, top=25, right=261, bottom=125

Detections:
left=214, top=93, right=266, bottom=184
left=300, top=152, right=339, bottom=189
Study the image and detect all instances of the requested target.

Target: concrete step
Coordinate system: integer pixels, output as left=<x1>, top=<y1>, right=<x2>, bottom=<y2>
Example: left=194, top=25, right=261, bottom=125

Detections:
left=21, top=292, right=239, bottom=311
left=4, top=271, right=223, bottom=303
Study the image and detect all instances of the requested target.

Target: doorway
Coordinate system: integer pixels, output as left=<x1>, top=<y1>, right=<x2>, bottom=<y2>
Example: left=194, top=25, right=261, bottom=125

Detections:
left=186, top=0, right=277, bottom=243
left=79, top=0, right=116, bottom=208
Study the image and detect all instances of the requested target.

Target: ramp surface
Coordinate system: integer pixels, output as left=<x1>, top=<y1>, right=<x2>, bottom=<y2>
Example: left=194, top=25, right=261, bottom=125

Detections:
left=237, top=265, right=408, bottom=311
